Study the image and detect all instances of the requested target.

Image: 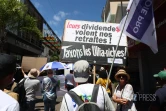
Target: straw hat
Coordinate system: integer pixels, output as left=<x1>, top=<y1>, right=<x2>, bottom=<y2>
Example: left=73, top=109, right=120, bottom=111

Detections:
left=115, top=69, right=130, bottom=81
left=28, top=68, right=40, bottom=78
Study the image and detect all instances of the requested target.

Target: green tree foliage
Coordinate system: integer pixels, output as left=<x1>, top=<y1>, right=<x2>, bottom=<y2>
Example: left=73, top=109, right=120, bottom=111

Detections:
left=50, top=52, right=59, bottom=62
left=0, top=0, right=42, bottom=52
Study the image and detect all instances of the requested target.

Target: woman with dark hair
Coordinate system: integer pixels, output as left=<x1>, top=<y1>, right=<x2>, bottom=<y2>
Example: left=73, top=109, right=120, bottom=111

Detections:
left=112, top=69, right=137, bottom=111
left=96, top=70, right=112, bottom=97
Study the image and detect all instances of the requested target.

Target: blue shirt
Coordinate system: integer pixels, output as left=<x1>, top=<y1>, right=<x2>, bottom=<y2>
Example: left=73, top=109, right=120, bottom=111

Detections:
left=42, top=76, right=58, bottom=100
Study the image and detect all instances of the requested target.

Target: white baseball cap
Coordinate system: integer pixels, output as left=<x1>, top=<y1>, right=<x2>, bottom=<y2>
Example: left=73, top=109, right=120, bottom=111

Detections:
left=73, top=60, right=89, bottom=83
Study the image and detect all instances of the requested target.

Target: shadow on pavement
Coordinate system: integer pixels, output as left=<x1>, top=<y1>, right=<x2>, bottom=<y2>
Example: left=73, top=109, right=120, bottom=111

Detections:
left=35, top=96, right=63, bottom=111
left=35, top=106, right=44, bottom=111
left=36, top=98, right=61, bottom=104
left=36, top=98, right=43, bottom=103
left=35, top=98, right=61, bottom=111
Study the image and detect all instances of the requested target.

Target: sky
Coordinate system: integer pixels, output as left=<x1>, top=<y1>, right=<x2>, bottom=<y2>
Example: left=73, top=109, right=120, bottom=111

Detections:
left=30, top=0, right=106, bottom=40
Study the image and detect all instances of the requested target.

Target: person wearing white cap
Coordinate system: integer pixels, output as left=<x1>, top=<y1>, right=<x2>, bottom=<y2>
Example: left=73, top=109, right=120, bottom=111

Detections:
left=60, top=60, right=115, bottom=111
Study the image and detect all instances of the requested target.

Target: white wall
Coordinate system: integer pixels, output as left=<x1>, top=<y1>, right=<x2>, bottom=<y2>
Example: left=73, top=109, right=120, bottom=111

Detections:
left=105, top=1, right=128, bottom=23
left=41, top=44, right=52, bottom=61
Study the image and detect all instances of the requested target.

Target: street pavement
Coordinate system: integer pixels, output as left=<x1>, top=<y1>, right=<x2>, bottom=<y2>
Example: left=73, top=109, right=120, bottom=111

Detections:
left=35, top=83, right=67, bottom=111
left=35, top=96, right=63, bottom=111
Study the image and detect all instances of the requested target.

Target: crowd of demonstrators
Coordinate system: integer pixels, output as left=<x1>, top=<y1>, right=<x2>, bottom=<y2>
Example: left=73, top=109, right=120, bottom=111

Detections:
left=0, top=53, right=20, bottom=111
left=112, top=69, right=137, bottom=111
left=0, top=53, right=149, bottom=111
left=0, top=53, right=138, bottom=111
left=0, top=53, right=60, bottom=111
left=41, top=69, right=59, bottom=111
left=65, top=70, right=76, bottom=91
left=149, top=70, right=166, bottom=111
left=60, top=60, right=115, bottom=111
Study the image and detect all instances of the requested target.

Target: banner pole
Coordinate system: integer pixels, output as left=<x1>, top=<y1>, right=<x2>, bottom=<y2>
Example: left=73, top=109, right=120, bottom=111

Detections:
left=93, top=61, right=96, bottom=84
left=93, top=65, right=96, bottom=84
left=106, top=12, right=129, bottom=89
left=104, top=7, right=106, bottom=22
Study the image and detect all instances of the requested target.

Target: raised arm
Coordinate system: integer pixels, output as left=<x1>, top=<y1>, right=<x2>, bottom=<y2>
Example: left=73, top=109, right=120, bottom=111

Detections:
left=21, top=68, right=28, bottom=78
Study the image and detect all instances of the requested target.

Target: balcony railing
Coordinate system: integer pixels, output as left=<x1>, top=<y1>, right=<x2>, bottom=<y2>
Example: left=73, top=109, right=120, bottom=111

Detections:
left=17, top=30, right=42, bottom=48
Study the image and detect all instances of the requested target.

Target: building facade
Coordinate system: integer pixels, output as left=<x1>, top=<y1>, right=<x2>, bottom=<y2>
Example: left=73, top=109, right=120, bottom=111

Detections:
left=101, top=0, right=128, bottom=23
left=41, top=23, right=61, bottom=62
left=5, top=0, right=43, bottom=62
left=101, top=0, right=141, bottom=92
left=102, top=0, right=166, bottom=93
left=4, top=0, right=61, bottom=63
left=128, top=0, right=166, bottom=93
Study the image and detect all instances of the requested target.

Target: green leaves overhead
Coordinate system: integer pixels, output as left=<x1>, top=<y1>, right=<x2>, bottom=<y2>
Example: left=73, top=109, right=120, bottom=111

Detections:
left=20, top=14, right=42, bottom=38
left=50, top=52, right=60, bottom=62
left=0, top=0, right=42, bottom=38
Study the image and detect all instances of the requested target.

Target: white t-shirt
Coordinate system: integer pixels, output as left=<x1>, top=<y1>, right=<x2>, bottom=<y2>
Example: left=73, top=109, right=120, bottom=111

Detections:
left=60, top=84, right=115, bottom=111
left=0, top=90, right=19, bottom=111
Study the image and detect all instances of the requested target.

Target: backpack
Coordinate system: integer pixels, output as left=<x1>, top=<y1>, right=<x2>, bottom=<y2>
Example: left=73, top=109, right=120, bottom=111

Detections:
left=66, top=84, right=105, bottom=111
left=13, top=78, right=27, bottom=108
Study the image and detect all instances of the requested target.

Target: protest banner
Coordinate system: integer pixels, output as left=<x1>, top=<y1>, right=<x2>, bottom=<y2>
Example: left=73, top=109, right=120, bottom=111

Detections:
left=60, top=20, right=127, bottom=65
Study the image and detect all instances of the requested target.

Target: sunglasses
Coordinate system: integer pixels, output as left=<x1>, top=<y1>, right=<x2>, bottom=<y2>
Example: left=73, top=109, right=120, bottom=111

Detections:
left=117, top=75, right=127, bottom=79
